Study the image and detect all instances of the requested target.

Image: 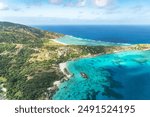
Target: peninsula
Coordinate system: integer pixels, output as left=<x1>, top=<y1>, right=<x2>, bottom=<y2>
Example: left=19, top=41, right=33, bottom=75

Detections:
left=0, top=22, right=150, bottom=100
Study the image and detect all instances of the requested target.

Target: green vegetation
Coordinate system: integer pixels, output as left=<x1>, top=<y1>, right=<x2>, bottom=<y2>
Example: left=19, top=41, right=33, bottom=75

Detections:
left=0, top=22, right=64, bottom=99
left=0, top=22, right=150, bottom=100
left=0, top=77, right=7, bottom=83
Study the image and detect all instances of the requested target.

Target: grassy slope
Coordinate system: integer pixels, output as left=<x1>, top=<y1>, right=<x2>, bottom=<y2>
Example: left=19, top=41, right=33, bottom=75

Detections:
left=0, top=22, right=150, bottom=100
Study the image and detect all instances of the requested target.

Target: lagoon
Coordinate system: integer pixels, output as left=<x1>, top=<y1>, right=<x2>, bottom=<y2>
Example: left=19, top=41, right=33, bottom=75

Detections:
left=53, top=50, right=150, bottom=100
left=55, top=35, right=129, bottom=46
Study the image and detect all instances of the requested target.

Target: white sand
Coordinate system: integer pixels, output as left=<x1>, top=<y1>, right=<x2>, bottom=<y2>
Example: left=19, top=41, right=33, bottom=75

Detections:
left=53, top=81, right=61, bottom=87
left=59, top=62, right=66, bottom=74
left=52, top=39, right=68, bottom=45
left=59, top=62, right=72, bottom=78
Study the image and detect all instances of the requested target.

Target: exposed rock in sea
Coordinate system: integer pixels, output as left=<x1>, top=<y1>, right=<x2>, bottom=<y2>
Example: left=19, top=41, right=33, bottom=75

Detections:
left=80, top=72, right=88, bottom=79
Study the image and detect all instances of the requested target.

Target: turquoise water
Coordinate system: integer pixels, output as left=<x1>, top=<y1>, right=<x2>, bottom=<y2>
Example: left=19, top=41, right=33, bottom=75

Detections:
left=53, top=50, right=150, bottom=100
left=56, top=35, right=130, bottom=46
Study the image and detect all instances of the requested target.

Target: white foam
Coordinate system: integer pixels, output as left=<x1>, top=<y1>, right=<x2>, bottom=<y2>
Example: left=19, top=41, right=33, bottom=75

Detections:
left=56, top=35, right=131, bottom=46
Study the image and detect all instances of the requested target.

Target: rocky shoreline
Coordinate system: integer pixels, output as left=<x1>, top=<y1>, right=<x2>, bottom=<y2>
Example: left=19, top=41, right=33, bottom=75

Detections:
left=47, top=46, right=150, bottom=100
left=46, top=62, right=73, bottom=99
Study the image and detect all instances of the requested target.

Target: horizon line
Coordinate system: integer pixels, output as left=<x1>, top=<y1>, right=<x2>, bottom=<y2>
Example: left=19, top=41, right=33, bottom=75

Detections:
left=1, top=21, right=150, bottom=26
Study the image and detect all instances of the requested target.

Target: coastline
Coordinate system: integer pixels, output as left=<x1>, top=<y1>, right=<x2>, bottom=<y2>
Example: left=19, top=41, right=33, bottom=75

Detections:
left=48, top=39, right=150, bottom=100
left=59, top=62, right=73, bottom=78
left=51, top=39, right=68, bottom=45
left=50, top=48, right=150, bottom=99
left=52, top=35, right=132, bottom=46
left=70, top=47, right=150, bottom=62
left=1, top=22, right=150, bottom=100
left=47, top=62, right=73, bottom=100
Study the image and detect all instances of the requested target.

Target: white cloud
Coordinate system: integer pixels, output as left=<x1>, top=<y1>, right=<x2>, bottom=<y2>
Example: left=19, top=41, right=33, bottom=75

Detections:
left=0, top=2, right=9, bottom=10
left=78, top=0, right=87, bottom=7
left=94, top=0, right=111, bottom=7
left=48, top=0, right=113, bottom=8
left=49, top=0, right=62, bottom=5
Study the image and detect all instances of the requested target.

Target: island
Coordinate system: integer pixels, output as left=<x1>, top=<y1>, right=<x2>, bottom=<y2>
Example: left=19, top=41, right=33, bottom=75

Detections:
left=0, top=22, right=150, bottom=100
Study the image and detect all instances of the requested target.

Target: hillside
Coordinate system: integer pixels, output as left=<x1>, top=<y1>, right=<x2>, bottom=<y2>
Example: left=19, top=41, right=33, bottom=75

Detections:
left=0, top=22, right=150, bottom=100
left=0, top=22, right=63, bottom=46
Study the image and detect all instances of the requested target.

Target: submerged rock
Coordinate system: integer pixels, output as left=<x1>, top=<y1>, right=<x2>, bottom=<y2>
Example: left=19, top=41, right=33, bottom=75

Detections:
left=80, top=72, right=88, bottom=79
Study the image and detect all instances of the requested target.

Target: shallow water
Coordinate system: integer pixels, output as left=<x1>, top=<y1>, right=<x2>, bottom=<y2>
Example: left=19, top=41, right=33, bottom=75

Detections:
left=56, top=35, right=129, bottom=46
left=52, top=50, right=150, bottom=100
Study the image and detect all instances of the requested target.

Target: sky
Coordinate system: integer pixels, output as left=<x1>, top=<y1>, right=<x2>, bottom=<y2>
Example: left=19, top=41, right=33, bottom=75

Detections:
left=0, top=0, right=150, bottom=25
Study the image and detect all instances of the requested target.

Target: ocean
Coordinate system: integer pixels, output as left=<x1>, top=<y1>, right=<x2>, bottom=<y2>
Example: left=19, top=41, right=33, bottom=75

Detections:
left=35, top=25, right=150, bottom=100
left=52, top=50, right=150, bottom=100
left=36, top=25, right=150, bottom=44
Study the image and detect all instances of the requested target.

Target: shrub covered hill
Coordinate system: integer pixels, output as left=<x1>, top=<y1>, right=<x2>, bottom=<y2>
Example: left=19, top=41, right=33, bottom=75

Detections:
left=0, top=22, right=150, bottom=100
left=0, top=22, right=63, bottom=45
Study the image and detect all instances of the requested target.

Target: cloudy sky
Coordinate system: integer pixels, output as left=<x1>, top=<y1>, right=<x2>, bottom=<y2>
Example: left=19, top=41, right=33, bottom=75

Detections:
left=0, top=0, right=150, bottom=25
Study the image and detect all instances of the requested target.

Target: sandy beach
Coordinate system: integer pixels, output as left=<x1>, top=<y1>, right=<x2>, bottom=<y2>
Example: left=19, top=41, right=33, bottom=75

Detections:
left=53, top=81, right=61, bottom=87
left=51, top=39, right=68, bottom=45
left=59, top=62, right=72, bottom=78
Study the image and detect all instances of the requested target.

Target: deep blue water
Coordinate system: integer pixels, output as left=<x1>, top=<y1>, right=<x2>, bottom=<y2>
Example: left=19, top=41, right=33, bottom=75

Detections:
left=35, top=25, right=150, bottom=44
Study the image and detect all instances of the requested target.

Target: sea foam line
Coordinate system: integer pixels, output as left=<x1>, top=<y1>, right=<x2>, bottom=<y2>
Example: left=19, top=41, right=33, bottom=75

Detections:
left=56, top=35, right=131, bottom=46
